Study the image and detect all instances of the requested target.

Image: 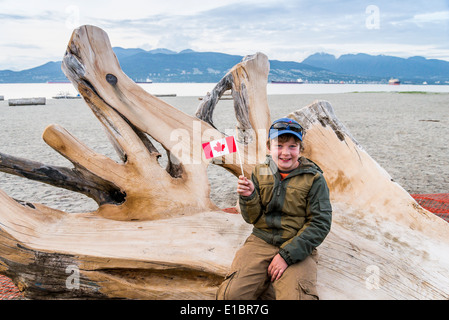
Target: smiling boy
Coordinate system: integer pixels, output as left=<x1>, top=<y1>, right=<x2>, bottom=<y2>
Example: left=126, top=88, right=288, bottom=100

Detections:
left=216, top=118, right=332, bottom=300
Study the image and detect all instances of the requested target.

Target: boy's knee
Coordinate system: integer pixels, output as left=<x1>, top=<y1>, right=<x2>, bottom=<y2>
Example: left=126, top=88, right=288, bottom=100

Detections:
left=216, top=271, right=268, bottom=300
left=216, top=272, right=239, bottom=300
left=297, top=279, right=319, bottom=300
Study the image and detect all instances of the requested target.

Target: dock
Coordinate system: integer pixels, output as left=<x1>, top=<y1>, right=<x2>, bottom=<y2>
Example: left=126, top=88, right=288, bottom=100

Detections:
left=198, top=90, right=233, bottom=101
left=8, top=97, right=46, bottom=106
left=154, top=94, right=177, bottom=97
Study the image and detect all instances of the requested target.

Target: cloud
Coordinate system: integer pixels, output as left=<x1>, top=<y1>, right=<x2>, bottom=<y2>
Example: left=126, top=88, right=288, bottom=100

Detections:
left=0, top=13, right=29, bottom=20
left=409, top=11, right=449, bottom=27
left=0, top=0, right=448, bottom=70
left=2, top=43, right=42, bottom=50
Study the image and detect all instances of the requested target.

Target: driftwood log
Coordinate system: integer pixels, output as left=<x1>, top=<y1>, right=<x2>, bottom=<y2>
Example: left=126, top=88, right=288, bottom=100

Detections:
left=8, top=97, right=46, bottom=106
left=1, top=25, right=449, bottom=300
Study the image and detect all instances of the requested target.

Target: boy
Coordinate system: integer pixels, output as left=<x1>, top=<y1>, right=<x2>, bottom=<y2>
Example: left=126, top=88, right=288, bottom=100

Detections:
left=216, top=118, right=332, bottom=300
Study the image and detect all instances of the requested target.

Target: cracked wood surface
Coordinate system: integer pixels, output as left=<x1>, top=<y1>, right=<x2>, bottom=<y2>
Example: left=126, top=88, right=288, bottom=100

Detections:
left=0, top=25, right=448, bottom=300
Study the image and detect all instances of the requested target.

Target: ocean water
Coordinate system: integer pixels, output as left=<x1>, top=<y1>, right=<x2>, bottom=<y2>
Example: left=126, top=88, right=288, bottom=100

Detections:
left=0, top=82, right=449, bottom=100
left=0, top=84, right=448, bottom=213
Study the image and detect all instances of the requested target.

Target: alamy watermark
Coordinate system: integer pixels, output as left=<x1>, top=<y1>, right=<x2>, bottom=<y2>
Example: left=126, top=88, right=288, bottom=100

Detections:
left=65, top=5, right=80, bottom=30
left=366, top=5, right=380, bottom=30
left=167, top=121, right=269, bottom=166
left=365, top=265, right=380, bottom=290
left=65, top=264, right=80, bottom=290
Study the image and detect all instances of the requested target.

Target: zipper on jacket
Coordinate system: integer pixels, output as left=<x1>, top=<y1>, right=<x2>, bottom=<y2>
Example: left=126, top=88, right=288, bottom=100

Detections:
left=277, top=181, right=282, bottom=196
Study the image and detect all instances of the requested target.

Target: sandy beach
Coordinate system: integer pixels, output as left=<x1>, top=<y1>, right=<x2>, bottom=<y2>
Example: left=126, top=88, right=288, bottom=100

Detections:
left=0, top=92, right=448, bottom=212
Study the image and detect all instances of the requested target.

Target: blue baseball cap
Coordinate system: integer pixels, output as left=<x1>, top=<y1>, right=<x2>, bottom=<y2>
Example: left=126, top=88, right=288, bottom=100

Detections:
left=268, top=118, right=304, bottom=141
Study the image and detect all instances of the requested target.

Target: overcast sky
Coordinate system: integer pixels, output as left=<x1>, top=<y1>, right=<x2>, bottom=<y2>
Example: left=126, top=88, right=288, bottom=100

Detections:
left=1, top=0, right=448, bottom=70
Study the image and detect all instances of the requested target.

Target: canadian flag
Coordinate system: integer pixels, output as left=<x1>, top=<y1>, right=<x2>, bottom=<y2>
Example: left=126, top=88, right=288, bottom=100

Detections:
left=202, top=136, right=237, bottom=159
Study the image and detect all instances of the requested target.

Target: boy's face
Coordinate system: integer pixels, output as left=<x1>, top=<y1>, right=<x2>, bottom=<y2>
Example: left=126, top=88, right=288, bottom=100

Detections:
left=269, top=136, right=301, bottom=171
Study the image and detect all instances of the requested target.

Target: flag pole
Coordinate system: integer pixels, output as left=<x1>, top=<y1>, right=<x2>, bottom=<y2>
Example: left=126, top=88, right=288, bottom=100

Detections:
left=234, top=136, right=245, bottom=177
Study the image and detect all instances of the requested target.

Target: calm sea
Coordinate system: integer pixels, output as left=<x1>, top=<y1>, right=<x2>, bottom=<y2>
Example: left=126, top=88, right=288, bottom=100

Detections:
left=0, top=82, right=449, bottom=99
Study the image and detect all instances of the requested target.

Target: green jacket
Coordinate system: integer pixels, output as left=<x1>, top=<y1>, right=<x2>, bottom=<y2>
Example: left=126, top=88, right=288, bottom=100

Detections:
left=239, top=156, right=332, bottom=265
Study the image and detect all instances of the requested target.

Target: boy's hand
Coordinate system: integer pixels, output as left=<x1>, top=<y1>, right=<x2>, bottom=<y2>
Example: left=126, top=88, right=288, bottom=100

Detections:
left=237, top=175, right=254, bottom=197
left=268, top=254, right=288, bottom=282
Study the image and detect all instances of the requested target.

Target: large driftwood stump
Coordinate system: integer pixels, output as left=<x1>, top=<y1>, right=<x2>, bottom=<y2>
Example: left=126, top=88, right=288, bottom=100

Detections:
left=1, top=25, right=449, bottom=299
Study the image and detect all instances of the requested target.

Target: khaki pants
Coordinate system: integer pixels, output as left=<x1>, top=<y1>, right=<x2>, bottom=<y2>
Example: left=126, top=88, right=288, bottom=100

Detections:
left=216, top=234, right=319, bottom=300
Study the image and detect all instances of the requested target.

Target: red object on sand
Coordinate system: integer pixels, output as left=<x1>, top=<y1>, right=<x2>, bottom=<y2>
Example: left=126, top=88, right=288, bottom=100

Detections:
left=411, top=193, right=449, bottom=222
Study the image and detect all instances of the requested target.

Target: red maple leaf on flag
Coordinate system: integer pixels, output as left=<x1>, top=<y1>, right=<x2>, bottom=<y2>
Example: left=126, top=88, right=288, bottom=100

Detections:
left=213, top=142, right=226, bottom=152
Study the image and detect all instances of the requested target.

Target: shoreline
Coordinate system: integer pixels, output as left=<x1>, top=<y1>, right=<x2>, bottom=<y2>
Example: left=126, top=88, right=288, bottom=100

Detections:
left=1, top=82, right=449, bottom=100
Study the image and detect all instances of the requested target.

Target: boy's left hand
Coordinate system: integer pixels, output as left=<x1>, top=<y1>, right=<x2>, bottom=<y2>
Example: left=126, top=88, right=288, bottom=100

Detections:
left=268, top=254, right=288, bottom=282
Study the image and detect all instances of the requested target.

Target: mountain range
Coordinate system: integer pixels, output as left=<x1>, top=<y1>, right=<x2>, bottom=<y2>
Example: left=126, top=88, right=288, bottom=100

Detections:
left=1, top=48, right=448, bottom=84
left=303, top=53, right=449, bottom=84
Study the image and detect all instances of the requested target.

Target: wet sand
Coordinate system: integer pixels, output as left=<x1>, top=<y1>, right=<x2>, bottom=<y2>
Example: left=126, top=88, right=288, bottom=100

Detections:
left=0, top=92, right=448, bottom=212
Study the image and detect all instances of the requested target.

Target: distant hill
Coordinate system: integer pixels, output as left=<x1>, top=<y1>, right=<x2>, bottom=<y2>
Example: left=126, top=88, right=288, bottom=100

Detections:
left=0, top=48, right=448, bottom=84
left=0, top=61, right=67, bottom=83
left=0, top=48, right=350, bottom=84
left=118, top=49, right=244, bottom=83
left=302, top=53, right=449, bottom=83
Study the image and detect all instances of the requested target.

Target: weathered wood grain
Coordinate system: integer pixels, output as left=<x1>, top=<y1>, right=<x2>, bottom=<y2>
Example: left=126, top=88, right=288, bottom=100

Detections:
left=0, top=25, right=448, bottom=300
